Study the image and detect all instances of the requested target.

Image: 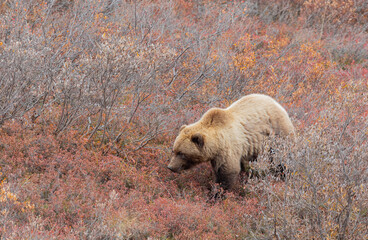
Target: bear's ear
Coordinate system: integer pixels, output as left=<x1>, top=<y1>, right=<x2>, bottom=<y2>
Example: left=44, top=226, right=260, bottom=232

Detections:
left=204, top=108, right=229, bottom=127
left=191, top=133, right=204, bottom=149
left=179, top=125, right=187, bottom=132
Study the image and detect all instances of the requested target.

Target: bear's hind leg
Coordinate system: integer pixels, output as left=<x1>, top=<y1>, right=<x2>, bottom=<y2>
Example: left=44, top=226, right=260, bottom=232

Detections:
left=241, top=155, right=262, bottom=179
left=269, top=148, right=286, bottom=180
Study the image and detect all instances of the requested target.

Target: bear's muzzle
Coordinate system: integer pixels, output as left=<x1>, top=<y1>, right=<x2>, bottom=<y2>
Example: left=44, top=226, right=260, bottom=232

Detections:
left=167, top=165, right=178, bottom=173
left=167, top=156, right=186, bottom=173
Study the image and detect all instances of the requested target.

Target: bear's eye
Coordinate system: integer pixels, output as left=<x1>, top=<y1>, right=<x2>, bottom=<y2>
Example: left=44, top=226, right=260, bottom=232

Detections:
left=176, top=151, right=184, bottom=157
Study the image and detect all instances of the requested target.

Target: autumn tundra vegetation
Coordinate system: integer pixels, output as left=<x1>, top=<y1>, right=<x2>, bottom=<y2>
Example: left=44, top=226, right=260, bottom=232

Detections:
left=0, top=0, right=367, bottom=239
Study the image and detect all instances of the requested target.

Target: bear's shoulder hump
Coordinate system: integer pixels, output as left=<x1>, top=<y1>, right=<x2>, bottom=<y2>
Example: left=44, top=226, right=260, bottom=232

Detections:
left=201, top=108, right=233, bottom=127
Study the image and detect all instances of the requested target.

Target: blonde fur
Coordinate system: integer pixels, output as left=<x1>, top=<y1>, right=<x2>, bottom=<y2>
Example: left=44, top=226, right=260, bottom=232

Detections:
left=168, top=94, right=295, bottom=189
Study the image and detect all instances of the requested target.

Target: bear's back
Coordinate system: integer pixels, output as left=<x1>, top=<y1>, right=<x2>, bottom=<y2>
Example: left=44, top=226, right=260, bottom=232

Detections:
left=227, top=94, right=294, bottom=137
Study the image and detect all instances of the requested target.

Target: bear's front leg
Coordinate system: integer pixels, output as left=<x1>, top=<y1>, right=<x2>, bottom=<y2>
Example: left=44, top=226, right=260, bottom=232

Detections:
left=215, top=165, right=240, bottom=190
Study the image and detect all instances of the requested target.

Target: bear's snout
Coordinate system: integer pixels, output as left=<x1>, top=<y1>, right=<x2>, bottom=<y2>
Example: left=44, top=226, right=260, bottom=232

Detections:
left=167, top=165, right=178, bottom=173
left=167, top=156, right=185, bottom=173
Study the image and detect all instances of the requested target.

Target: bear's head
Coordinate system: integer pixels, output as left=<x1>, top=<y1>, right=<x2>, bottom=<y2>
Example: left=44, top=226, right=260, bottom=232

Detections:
left=167, top=125, right=207, bottom=173
left=167, top=108, right=230, bottom=173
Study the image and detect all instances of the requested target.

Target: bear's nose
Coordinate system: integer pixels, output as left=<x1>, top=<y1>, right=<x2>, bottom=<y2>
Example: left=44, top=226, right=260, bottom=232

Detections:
left=167, top=165, right=177, bottom=173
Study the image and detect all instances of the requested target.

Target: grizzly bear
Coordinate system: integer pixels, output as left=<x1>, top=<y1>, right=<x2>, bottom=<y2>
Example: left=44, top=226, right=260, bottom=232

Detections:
left=167, top=94, right=295, bottom=190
